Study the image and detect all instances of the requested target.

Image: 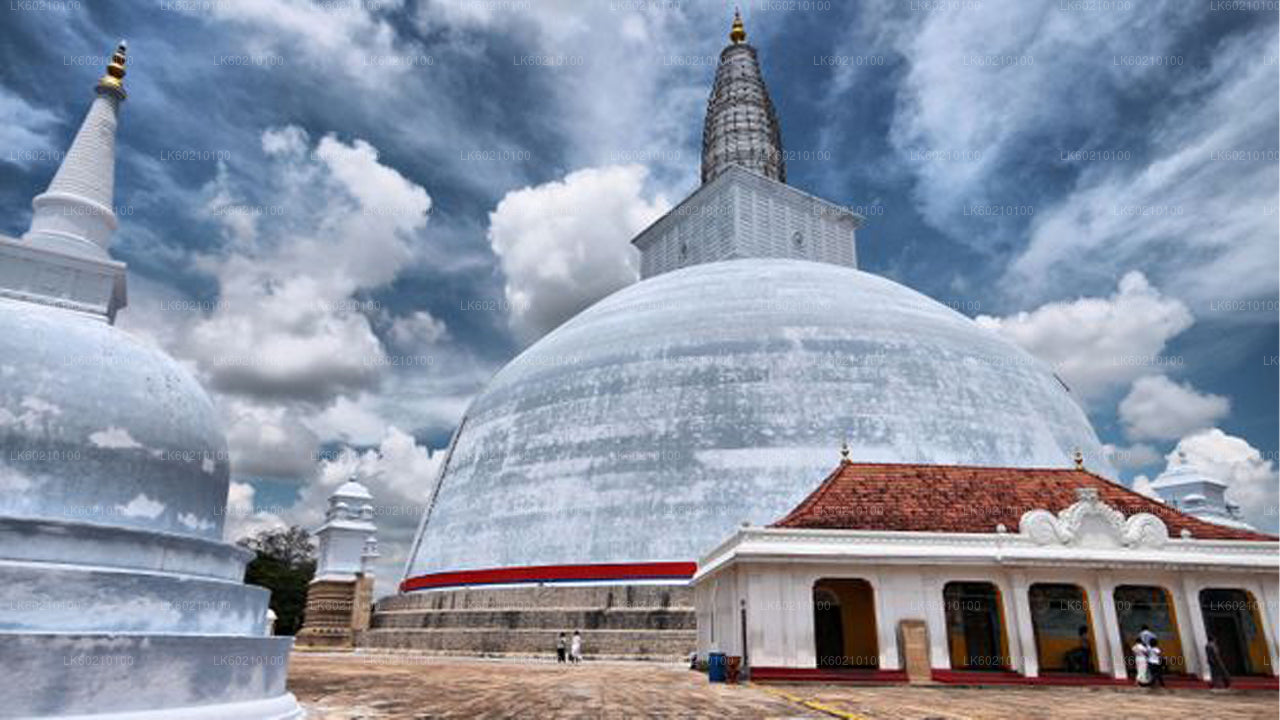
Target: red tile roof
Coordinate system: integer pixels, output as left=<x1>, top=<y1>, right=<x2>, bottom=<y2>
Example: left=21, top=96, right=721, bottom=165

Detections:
left=771, top=462, right=1274, bottom=542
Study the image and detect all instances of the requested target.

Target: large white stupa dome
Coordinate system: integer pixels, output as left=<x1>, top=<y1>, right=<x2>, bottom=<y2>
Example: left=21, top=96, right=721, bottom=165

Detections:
left=405, top=259, right=1112, bottom=582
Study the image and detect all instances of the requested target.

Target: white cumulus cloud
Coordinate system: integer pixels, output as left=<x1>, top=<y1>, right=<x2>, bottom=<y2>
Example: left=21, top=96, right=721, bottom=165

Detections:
left=223, top=481, right=287, bottom=542
left=185, top=127, right=431, bottom=404
left=975, top=271, right=1192, bottom=403
left=1119, top=375, right=1230, bottom=442
left=488, top=165, right=669, bottom=343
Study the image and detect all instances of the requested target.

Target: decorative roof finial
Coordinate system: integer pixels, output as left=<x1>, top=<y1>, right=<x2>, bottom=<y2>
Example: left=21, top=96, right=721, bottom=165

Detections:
left=1073, top=447, right=1084, bottom=470
left=839, top=440, right=851, bottom=464
left=730, top=9, right=746, bottom=45
left=97, top=40, right=128, bottom=100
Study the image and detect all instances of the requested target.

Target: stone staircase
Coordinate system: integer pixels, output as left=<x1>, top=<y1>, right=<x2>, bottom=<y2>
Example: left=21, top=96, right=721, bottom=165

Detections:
left=361, top=584, right=695, bottom=660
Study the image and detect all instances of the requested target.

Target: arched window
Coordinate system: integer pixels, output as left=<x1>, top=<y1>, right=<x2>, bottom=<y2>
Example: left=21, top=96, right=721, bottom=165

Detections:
left=1113, top=585, right=1185, bottom=674
left=1200, top=588, right=1272, bottom=676
left=813, top=578, right=878, bottom=669
left=1028, top=583, right=1097, bottom=674
left=943, top=581, right=1010, bottom=671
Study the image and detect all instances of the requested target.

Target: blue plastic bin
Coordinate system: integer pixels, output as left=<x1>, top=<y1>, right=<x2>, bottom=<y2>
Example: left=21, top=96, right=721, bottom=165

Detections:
left=708, top=652, right=727, bottom=682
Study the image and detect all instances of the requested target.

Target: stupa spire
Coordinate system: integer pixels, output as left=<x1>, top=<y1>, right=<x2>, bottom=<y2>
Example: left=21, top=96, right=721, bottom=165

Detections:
left=0, top=40, right=130, bottom=322
left=701, top=12, right=785, bottom=184
left=730, top=8, right=746, bottom=44
left=23, top=40, right=128, bottom=260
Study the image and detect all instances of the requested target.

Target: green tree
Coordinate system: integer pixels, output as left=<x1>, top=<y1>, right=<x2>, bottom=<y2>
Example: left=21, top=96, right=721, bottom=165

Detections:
left=238, top=526, right=316, bottom=636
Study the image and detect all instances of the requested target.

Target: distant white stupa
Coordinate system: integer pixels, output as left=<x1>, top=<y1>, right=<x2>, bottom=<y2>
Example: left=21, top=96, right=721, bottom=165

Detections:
left=1151, top=452, right=1253, bottom=531
left=297, top=478, right=379, bottom=648
left=0, top=42, right=302, bottom=719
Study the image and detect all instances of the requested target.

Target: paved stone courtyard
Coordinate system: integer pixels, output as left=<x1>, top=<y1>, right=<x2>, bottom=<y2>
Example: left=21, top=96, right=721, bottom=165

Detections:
left=289, top=653, right=1278, bottom=719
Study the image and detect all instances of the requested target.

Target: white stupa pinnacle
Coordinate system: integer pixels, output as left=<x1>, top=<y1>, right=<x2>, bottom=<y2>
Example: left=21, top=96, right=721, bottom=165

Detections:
left=0, top=41, right=130, bottom=322
left=24, top=41, right=128, bottom=260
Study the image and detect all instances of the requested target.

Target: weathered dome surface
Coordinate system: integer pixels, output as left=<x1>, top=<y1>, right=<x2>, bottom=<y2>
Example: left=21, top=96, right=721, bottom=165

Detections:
left=406, top=259, right=1112, bottom=578
left=0, top=300, right=229, bottom=540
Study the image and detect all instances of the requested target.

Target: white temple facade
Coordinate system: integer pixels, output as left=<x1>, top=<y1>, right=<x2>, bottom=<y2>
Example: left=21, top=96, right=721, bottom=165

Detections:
left=694, top=460, right=1279, bottom=688
left=0, top=43, right=302, bottom=719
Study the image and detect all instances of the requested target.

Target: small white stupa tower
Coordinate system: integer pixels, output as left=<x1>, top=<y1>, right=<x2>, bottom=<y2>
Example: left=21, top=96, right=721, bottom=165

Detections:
left=1151, top=451, right=1253, bottom=530
left=298, top=477, right=380, bottom=647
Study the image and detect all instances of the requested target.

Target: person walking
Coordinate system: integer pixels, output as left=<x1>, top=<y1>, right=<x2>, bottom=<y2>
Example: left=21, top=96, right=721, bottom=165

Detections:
left=1131, top=637, right=1150, bottom=686
left=1146, top=638, right=1166, bottom=688
left=556, top=632, right=567, bottom=664
left=1206, top=636, right=1232, bottom=689
left=570, top=630, right=583, bottom=664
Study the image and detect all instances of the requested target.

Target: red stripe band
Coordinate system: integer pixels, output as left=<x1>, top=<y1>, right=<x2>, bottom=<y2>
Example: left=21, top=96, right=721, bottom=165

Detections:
left=400, top=561, right=697, bottom=592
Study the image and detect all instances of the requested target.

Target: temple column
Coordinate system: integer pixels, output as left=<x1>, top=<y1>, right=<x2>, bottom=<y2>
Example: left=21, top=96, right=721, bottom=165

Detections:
left=1094, top=573, right=1128, bottom=679
left=1009, top=571, right=1038, bottom=677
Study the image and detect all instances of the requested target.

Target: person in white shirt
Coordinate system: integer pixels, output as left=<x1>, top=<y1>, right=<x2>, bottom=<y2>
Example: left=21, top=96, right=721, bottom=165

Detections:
left=1146, top=638, right=1166, bottom=687
left=570, top=630, right=583, bottom=664
left=1131, top=638, right=1150, bottom=686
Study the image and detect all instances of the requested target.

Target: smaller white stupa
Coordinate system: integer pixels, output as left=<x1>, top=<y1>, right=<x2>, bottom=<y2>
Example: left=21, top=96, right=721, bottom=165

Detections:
left=314, top=477, right=378, bottom=581
left=0, top=41, right=302, bottom=719
left=1151, top=451, right=1253, bottom=530
left=297, top=478, right=379, bottom=647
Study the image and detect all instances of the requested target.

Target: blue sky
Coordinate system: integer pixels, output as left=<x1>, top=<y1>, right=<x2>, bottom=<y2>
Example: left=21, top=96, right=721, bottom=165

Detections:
left=2, top=1, right=1277, bottom=582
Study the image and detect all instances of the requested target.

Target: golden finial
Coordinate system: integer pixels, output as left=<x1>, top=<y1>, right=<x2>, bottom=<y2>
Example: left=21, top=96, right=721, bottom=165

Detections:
left=1073, top=447, right=1084, bottom=470
left=729, top=9, right=746, bottom=45
left=97, top=40, right=128, bottom=100
left=839, top=440, right=851, bottom=464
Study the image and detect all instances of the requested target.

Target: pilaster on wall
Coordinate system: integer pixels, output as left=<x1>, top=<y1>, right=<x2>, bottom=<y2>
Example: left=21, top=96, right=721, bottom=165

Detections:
left=1181, top=575, right=1211, bottom=681
left=1094, top=574, right=1129, bottom=680
left=869, top=569, right=900, bottom=671
left=1078, top=580, right=1111, bottom=676
left=1170, top=576, right=1202, bottom=677
left=1010, top=571, right=1038, bottom=678
left=923, top=572, right=950, bottom=671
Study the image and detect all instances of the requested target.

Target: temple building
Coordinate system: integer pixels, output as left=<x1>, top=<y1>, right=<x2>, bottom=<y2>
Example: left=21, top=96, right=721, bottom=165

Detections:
left=297, top=478, right=379, bottom=648
left=371, top=14, right=1114, bottom=656
left=693, top=457, right=1278, bottom=686
left=0, top=43, right=302, bottom=718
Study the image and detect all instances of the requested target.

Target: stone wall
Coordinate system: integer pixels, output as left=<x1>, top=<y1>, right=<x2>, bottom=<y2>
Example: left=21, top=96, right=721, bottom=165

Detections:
left=363, top=584, right=696, bottom=660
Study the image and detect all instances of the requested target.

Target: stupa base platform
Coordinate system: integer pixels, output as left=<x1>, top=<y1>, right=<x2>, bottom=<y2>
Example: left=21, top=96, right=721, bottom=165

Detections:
left=2, top=632, right=302, bottom=719
left=363, top=584, right=696, bottom=660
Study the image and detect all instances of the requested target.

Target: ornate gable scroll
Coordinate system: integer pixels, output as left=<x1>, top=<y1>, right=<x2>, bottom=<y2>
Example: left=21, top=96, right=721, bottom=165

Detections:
left=1020, top=487, right=1168, bottom=549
